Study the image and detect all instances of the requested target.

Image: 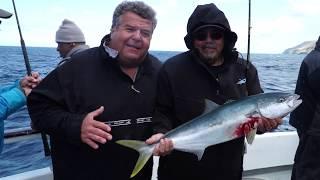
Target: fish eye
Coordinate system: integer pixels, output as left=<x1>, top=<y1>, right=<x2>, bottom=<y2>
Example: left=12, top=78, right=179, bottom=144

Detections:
left=279, top=98, right=285, bottom=102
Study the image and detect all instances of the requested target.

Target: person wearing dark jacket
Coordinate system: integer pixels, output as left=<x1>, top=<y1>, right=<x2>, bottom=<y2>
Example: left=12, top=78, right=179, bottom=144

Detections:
left=146, top=3, right=282, bottom=180
left=27, top=1, right=160, bottom=180
left=290, top=36, right=320, bottom=180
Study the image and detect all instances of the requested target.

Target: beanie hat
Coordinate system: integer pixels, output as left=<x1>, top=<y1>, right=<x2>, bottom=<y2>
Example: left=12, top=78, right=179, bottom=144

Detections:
left=55, top=19, right=85, bottom=43
left=184, top=3, right=237, bottom=50
left=0, top=9, right=12, bottom=19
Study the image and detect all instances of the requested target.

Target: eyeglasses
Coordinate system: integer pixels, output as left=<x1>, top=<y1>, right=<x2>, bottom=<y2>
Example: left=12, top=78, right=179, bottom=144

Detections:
left=193, top=29, right=224, bottom=41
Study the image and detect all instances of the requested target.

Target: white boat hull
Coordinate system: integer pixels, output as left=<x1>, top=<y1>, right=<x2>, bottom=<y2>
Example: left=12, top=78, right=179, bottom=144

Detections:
left=1, top=131, right=299, bottom=180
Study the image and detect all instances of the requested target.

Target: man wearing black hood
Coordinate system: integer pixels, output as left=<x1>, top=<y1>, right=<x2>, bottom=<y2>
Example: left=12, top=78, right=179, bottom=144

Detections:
left=147, top=3, right=281, bottom=180
left=290, top=36, right=320, bottom=180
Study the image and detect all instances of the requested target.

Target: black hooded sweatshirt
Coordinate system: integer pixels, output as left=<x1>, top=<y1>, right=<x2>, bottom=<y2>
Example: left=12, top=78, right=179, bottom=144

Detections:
left=290, top=36, right=320, bottom=135
left=27, top=35, right=162, bottom=180
left=152, top=3, right=262, bottom=180
left=290, top=36, right=320, bottom=180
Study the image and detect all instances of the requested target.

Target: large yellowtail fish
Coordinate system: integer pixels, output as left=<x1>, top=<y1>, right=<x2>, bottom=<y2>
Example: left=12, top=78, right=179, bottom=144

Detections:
left=116, top=92, right=302, bottom=178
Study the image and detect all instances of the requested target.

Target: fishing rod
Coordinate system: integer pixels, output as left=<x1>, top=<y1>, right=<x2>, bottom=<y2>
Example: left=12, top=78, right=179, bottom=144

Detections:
left=11, top=0, right=51, bottom=156
left=247, top=0, right=251, bottom=63
left=11, top=0, right=31, bottom=76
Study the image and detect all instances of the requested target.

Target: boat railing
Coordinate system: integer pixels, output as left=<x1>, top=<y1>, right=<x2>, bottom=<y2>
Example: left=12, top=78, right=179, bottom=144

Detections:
left=4, top=127, right=41, bottom=144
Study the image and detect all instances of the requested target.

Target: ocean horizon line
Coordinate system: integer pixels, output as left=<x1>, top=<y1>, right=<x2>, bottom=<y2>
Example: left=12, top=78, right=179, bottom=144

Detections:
left=0, top=45, right=291, bottom=55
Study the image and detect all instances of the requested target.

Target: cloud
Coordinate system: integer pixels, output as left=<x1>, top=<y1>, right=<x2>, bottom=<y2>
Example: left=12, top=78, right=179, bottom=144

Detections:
left=255, top=15, right=303, bottom=35
left=248, top=14, right=306, bottom=53
left=289, top=0, right=320, bottom=15
left=151, top=21, right=187, bottom=51
left=245, top=0, right=320, bottom=53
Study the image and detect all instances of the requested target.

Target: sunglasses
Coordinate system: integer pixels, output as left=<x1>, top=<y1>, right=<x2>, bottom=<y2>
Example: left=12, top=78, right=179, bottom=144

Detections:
left=193, top=29, right=224, bottom=41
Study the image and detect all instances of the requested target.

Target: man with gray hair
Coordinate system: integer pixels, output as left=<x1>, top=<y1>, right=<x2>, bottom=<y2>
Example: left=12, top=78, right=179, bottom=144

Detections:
left=27, top=1, right=160, bottom=180
left=55, top=19, right=89, bottom=65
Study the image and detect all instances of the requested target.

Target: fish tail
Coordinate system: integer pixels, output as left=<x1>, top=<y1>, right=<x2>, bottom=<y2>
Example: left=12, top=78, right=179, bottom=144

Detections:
left=116, top=140, right=153, bottom=178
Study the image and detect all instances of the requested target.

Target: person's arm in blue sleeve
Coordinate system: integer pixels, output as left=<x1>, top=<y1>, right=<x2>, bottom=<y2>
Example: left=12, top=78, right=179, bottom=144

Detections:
left=1, top=72, right=41, bottom=153
left=0, top=82, right=26, bottom=153
left=0, top=81, right=26, bottom=119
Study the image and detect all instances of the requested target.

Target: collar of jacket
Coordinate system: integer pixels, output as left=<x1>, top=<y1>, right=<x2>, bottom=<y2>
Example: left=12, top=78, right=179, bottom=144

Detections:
left=65, top=44, right=90, bottom=58
left=190, top=50, right=229, bottom=75
left=98, top=34, right=155, bottom=76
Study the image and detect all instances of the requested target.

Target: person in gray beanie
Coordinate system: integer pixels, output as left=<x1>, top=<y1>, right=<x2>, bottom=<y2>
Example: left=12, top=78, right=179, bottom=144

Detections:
left=55, top=19, right=89, bottom=65
left=147, top=3, right=282, bottom=180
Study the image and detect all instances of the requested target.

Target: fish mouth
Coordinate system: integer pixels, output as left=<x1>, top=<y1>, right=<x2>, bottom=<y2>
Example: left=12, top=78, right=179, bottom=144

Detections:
left=287, top=94, right=302, bottom=109
left=275, top=94, right=302, bottom=119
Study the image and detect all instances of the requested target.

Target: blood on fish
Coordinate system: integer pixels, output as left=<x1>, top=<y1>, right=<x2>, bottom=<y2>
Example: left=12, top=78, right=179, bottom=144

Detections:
left=233, top=117, right=260, bottom=137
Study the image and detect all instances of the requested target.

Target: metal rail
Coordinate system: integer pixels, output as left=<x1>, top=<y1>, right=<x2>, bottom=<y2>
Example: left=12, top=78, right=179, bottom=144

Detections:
left=4, top=128, right=41, bottom=144
left=4, top=127, right=38, bottom=138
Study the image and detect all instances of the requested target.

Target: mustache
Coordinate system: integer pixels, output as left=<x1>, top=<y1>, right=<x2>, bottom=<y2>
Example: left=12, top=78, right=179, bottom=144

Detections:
left=202, top=43, right=216, bottom=49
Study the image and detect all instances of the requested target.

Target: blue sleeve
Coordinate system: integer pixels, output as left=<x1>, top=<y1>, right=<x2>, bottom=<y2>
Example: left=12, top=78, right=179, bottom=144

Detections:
left=0, top=85, right=26, bottom=119
left=0, top=82, right=17, bottom=94
left=0, top=118, right=3, bottom=153
left=0, top=82, right=26, bottom=153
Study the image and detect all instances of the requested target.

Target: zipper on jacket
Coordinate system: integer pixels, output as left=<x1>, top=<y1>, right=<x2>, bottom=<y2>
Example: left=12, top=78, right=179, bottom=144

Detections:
left=119, top=66, right=141, bottom=94
left=216, top=77, right=220, bottom=95
left=130, top=68, right=141, bottom=94
left=131, top=85, right=141, bottom=93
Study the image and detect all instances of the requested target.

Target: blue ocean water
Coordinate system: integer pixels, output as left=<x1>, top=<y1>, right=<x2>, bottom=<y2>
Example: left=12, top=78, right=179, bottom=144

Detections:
left=0, top=46, right=306, bottom=177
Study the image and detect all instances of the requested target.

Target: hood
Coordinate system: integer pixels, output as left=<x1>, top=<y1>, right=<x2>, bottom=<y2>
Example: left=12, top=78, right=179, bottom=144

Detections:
left=316, top=36, right=320, bottom=51
left=184, top=3, right=237, bottom=50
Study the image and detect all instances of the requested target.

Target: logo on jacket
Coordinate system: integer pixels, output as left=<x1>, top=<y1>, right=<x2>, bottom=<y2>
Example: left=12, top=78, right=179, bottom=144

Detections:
left=105, top=117, right=152, bottom=127
left=236, top=78, right=246, bottom=85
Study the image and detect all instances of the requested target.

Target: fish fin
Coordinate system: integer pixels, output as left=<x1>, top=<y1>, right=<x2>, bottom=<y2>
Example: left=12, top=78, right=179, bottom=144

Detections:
left=116, top=140, right=153, bottom=178
left=191, top=149, right=206, bottom=160
left=245, top=128, right=257, bottom=144
left=224, top=99, right=235, bottom=104
left=246, top=110, right=260, bottom=118
left=203, top=99, right=220, bottom=114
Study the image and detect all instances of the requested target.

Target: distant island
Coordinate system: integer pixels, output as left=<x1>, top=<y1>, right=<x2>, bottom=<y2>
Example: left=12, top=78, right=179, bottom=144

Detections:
left=283, top=41, right=316, bottom=54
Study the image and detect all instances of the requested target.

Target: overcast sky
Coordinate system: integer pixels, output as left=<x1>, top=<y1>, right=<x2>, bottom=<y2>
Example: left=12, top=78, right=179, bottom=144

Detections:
left=1, top=0, right=319, bottom=53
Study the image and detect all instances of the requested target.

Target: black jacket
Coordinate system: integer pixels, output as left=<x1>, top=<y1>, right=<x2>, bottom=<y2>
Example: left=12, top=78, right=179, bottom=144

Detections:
left=289, top=36, right=320, bottom=135
left=27, top=41, right=162, bottom=180
left=153, top=50, right=262, bottom=180
left=290, top=37, right=320, bottom=180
